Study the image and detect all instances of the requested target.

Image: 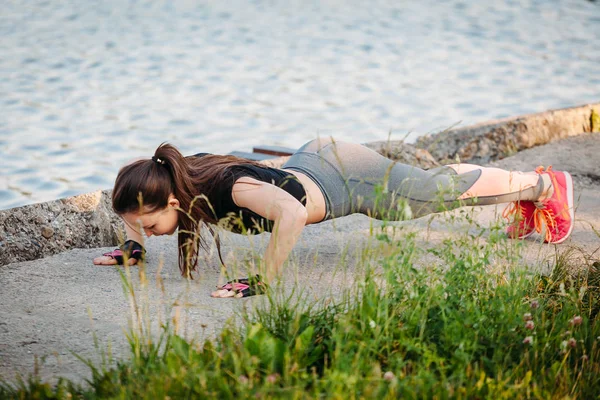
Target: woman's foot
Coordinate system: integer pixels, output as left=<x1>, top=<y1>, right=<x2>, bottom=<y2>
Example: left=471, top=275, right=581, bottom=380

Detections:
left=503, top=166, right=574, bottom=244
left=532, top=166, right=574, bottom=244
left=503, top=200, right=537, bottom=239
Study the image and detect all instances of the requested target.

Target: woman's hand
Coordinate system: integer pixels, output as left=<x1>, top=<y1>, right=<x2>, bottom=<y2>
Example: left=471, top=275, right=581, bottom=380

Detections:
left=95, top=215, right=146, bottom=266
left=93, top=254, right=138, bottom=266
left=210, top=275, right=268, bottom=298
left=93, top=240, right=145, bottom=266
left=210, top=286, right=243, bottom=298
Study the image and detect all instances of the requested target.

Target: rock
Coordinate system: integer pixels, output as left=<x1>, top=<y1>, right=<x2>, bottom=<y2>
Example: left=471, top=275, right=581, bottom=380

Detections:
left=363, top=141, right=440, bottom=169
left=0, top=190, right=121, bottom=267
left=259, top=142, right=440, bottom=170
left=41, top=226, right=54, bottom=239
left=416, top=102, right=600, bottom=164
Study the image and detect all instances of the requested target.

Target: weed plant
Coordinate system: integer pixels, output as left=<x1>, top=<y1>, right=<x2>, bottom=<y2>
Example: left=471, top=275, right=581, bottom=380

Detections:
left=2, top=207, right=600, bottom=399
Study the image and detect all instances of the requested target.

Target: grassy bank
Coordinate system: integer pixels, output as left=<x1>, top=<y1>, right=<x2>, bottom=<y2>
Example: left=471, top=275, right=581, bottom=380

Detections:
left=2, top=212, right=600, bottom=399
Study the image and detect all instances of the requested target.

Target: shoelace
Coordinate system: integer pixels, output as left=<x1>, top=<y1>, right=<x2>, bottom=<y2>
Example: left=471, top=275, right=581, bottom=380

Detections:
left=503, top=165, right=550, bottom=222
left=533, top=207, right=556, bottom=242
left=503, top=165, right=565, bottom=242
left=533, top=165, right=558, bottom=209
left=532, top=165, right=569, bottom=242
left=502, top=201, right=557, bottom=242
left=502, top=201, right=527, bottom=222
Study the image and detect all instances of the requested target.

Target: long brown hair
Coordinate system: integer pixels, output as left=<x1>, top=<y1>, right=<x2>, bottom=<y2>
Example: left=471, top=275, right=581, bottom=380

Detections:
left=111, top=143, right=265, bottom=278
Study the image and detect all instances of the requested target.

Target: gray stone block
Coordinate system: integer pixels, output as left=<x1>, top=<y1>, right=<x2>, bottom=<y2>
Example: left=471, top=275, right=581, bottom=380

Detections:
left=0, top=190, right=122, bottom=266
left=415, top=102, right=600, bottom=164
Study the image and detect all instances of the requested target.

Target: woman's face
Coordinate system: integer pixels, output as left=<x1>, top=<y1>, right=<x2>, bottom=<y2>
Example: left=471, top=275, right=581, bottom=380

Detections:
left=122, top=195, right=180, bottom=237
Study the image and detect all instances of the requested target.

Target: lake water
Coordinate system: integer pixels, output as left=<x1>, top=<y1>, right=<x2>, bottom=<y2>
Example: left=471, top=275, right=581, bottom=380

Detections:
left=1, top=0, right=599, bottom=210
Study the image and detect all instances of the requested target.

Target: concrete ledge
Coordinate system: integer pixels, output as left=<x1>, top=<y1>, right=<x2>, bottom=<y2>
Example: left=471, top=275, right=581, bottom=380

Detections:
left=416, top=102, right=600, bottom=164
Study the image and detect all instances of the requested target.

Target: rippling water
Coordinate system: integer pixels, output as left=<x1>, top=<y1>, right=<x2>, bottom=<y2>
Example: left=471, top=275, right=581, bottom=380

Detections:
left=1, top=0, right=598, bottom=210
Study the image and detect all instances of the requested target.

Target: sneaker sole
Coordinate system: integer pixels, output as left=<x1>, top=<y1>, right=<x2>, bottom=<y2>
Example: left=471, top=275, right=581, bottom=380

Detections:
left=548, top=171, right=574, bottom=244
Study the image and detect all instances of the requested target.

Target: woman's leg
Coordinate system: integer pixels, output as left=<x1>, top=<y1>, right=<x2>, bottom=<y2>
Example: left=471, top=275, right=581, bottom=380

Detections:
left=293, top=138, right=573, bottom=242
left=444, top=164, right=549, bottom=202
left=310, top=141, right=552, bottom=220
left=308, top=141, right=483, bottom=219
left=287, top=138, right=553, bottom=220
left=448, top=164, right=573, bottom=243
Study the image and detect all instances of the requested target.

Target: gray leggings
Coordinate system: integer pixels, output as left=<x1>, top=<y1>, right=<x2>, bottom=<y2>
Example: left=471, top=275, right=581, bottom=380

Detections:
left=283, top=137, right=484, bottom=221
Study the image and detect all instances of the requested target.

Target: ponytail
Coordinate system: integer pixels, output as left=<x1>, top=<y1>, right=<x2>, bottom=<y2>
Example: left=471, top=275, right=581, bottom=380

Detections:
left=151, top=143, right=223, bottom=277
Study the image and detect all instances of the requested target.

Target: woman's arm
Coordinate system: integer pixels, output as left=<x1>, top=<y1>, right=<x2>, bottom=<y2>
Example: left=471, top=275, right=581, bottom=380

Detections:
left=230, top=177, right=308, bottom=282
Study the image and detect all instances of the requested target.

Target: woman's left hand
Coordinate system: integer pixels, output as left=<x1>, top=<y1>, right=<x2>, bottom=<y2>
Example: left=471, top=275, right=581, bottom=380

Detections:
left=210, top=275, right=268, bottom=298
left=211, top=286, right=244, bottom=298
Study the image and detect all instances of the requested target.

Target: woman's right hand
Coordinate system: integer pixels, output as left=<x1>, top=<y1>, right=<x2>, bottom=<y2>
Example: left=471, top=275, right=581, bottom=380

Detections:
left=93, top=240, right=145, bottom=266
left=93, top=253, right=138, bottom=266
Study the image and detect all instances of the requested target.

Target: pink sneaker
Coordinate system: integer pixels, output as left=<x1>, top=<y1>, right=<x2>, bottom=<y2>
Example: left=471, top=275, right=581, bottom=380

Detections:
left=532, top=166, right=574, bottom=244
left=503, top=200, right=537, bottom=239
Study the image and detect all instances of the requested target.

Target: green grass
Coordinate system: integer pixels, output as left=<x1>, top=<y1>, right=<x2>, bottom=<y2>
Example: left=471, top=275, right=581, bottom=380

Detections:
left=2, top=211, right=600, bottom=399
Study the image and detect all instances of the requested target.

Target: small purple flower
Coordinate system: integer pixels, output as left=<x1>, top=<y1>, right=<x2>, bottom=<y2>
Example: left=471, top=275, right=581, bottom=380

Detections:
left=383, top=371, right=395, bottom=381
left=530, top=300, right=540, bottom=309
left=238, top=375, right=249, bottom=385
left=570, top=316, right=583, bottom=326
left=568, top=338, right=577, bottom=348
left=525, top=320, right=535, bottom=330
left=266, top=373, right=279, bottom=384
left=523, top=336, right=533, bottom=345
left=523, top=313, right=533, bottom=322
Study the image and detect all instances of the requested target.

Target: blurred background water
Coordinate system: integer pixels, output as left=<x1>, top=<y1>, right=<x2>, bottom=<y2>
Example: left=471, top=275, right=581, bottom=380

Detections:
left=1, top=0, right=599, bottom=210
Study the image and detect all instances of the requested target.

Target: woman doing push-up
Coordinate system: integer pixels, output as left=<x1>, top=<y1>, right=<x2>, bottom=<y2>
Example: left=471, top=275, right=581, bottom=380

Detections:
left=93, top=137, right=575, bottom=298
